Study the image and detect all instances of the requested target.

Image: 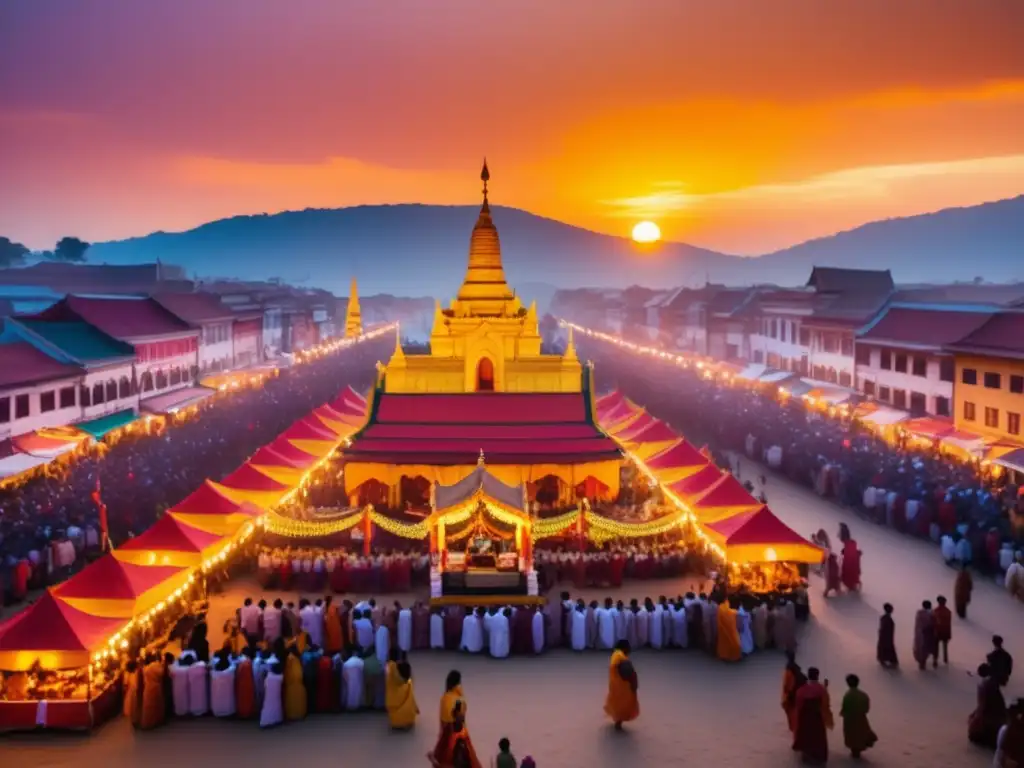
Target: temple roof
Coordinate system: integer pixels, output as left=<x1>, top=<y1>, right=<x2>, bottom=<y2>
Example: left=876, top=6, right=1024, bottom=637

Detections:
left=345, top=391, right=622, bottom=466
left=453, top=161, right=517, bottom=316
left=433, top=464, right=526, bottom=513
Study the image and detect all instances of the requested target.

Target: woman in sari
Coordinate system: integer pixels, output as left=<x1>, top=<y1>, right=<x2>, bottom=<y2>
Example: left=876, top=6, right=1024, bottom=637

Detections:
left=430, top=670, right=481, bottom=768
left=139, top=655, right=167, bottom=730
left=604, top=640, right=640, bottom=730
left=793, top=667, right=833, bottom=765
left=284, top=647, right=307, bottom=721
left=839, top=674, right=877, bottom=758
left=781, top=651, right=805, bottom=734
left=386, top=651, right=419, bottom=730
left=235, top=651, right=256, bottom=719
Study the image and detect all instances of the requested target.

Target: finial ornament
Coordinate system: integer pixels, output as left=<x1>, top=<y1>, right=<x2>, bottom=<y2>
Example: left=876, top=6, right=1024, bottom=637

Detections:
left=481, top=158, right=490, bottom=207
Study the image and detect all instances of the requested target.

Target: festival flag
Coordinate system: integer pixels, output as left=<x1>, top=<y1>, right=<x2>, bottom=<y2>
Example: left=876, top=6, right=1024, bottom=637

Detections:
left=92, top=476, right=110, bottom=552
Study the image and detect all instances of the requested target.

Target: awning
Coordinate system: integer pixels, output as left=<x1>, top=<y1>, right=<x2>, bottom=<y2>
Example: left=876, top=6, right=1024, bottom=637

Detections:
left=11, top=427, right=86, bottom=458
left=666, top=463, right=724, bottom=499
left=735, top=363, right=767, bottom=381
left=859, top=407, right=908, bottom=427
left=215, top=463, right=293, bottom=508
left=113, top=515, right=226, bottom=568
left=74, top=409, right=138, bottom=439
left=993, top=447, right=1024, bottom=474
left=433, top=465, right=526, bottom=514
left=0, top=453, right=51, bottom=482
left=941, top=430, right=987, bottom=455
left=141, top=386, right=217, bottom=415
left=690, top=473, right=763, bottom=521
left=702, top=506, right=824, bottom=564
left=200, top=364, right=279, bottom=391
left=168, top=479, right=263, bottom=534
left=52, top=555, right=190, bottom=619
left=0, top=592, right=129, bottom=671
left=759, top=370, right=798, bottom=384
left=780, top=379, right=815, bottom=398
left=902, top=416, right=955, bottom=441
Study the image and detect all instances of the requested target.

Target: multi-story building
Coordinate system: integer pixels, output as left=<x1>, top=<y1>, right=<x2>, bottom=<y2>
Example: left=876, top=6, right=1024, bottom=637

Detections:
left=855, top=304, right=993, bottom=417
left=0, top=337, right=85, bottom=440
left=231, top=311, right=264, bottom=368
left=30, top=295, right=199, bottom=398
left=11, top=316, right=139, bottom=423
left=746, top=289, right=817, bottom=373
left=153, top=292, right=237, bottom=373
left=705, top=289, right=756, bottom=360
left=946, top=311, right=1024, bottom=442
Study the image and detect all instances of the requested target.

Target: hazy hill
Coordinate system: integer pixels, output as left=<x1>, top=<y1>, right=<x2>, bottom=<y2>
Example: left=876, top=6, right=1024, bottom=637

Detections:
left=85, top=196, right=1024, bottom=296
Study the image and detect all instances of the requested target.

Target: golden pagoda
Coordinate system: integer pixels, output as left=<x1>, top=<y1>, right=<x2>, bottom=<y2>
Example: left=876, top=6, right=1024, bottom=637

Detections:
left=382, top=161, right=582, bottom=393
left=344, top=277, right=362, bottom=338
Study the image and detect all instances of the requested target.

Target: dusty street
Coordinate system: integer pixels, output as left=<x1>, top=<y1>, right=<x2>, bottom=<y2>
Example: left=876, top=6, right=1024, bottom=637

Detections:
left=5, top=459, right=1020, bottom=767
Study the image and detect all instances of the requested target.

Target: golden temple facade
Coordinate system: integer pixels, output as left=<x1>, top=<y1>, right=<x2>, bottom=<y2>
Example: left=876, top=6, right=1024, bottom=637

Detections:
left=383, top=162, right=582, bottom=394
left=344, top=277, right=362, bottom=338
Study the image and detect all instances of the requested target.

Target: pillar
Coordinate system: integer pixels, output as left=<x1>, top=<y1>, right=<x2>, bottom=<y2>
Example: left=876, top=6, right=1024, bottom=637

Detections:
left=362, top=508, right=372, bottom=556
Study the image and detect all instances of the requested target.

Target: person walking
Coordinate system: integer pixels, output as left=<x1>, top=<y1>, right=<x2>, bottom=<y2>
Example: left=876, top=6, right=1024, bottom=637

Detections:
left=933, top=596, right=952, bottom=667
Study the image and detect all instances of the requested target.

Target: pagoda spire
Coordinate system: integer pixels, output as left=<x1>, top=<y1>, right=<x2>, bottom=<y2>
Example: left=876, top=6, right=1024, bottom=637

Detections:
left=563, top=325, right=578, bottom=361
left=455, top=160, right=515, bottom=314
left=481, top=158, right=490, bottom=212
left=344, top=277, right=362, bottom=338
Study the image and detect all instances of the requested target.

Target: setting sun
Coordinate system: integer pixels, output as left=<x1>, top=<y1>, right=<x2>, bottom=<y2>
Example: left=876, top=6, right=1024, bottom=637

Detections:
left=632, top=220, right=661, bottom=244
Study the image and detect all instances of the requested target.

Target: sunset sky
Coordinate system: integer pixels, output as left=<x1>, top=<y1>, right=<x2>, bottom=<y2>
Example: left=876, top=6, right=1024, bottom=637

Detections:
left=1, top=1, right=1023, bottom=255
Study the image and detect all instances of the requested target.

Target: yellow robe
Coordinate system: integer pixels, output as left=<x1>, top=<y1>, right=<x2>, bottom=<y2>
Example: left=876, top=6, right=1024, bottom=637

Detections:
left=284, top=654, right=307, bottom=720
left=385, top=661, right=419, bottom=729
left=716, top=604, right=742, bottom=662
left=603, top=649, right=639, bottom=724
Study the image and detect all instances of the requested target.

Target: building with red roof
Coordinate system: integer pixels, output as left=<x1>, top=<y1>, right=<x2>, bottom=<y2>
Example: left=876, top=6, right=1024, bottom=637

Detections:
left=30, top=295, right=199, bottom=401
left=153, top=291, right=238, bottom=373
left=944, top=311, right=1024, bottom=444
left=0, top=337, right=85, bottom=439
left=855, top=303, right=994, bottom=417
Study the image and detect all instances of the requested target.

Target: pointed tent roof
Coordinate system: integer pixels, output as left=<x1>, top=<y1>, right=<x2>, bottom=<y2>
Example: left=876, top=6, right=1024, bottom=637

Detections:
left=280, top=418, right=337, bottom=442
left=596, top=390, right=625, bottom=415
left=433, top=464, right=525, bottom=514
left=220, top=463, right=291, bottom=492
left=263, top=438, right=319, bottom=468
left=0, top=591, right=129, bottom=670
left=116, top=515, right=223, bottom=555
left=54, top=555, right=185, bottom=602
left=691, top=473, right=761, bottom=512
left=646, top=440, right=710, bottom=472
left=249, top=445, right=309, bottom=469
left=666, top=464, right=723, bottom=498
left=703, top=506, right=824, bottom=564
left=612, top=411, right=658, bottom=440
left=600, top=398, right=640, bottom=426
left=170, top=480, right=246, bottom=517
left=346, top=385, right=367, bottom=405
left=624, top=419, right=679, bottom=445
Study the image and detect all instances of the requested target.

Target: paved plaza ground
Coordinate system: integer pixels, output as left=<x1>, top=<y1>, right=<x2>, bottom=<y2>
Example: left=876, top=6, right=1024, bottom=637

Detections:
left=5, top=455, right=1021, bottom=767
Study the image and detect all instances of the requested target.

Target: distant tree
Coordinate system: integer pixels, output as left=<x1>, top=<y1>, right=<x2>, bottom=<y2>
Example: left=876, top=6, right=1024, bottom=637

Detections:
left=51, top=236, right=90, bottom=263
left=0, top=236, right=30, bottom=268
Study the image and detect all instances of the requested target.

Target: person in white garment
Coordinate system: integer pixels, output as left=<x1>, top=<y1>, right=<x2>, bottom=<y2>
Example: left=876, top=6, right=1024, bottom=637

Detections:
left=597, top=598, right=616, bottom=650
left=170, top=652, right=194, bottom=717
left=586, top=600, right=599, bottom=650
left=259, top=661, right=284, bottom=728
left=375, top=622, right=391, bottom=667
left=342, top=645, right=365, bottom=711
left=663, top=596, right=675, bottom=648
left=613, top=600, right=627, bottom=643
left=649, top=599, right=664, bottom=650
left=397, top=603, right=413, bottom=653
left=353, top=609, right=375, bottom=650
left=461, top=608, right=484, bottom=653
left=489, top=607, right=512, bottom=658
left=532, top=606, right=545, bottom=654
left=570, top=600, right=588, bottom=652
left=185, top=651, right=209, bottom=716
left=300, top=599, right=324, bottom=649
left=239, top=597, right=262, bottom=644
left=737, top=604, right=755, bottom=656
left=483, top=606, right=498, bottom=648
left=430, top=608, right=446, bottom=650
left=209, top=652, right=237, bottom=717
left=263, top=599, right=283, bottom=644
left=636, top=599, right=651, bottom=648
left=674, top=598, right=690, bottom=650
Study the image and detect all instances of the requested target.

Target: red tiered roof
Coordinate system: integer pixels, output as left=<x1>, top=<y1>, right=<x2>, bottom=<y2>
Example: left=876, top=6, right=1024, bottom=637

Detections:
left=345, top=391, right=621, bottom=466
left=645, top=440, right=709, bottom=472
left=54, top=555, right=184, bottom=601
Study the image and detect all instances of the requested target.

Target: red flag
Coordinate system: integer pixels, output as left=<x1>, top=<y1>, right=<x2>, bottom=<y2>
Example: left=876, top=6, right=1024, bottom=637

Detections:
left=98, top=504, right=110, bottom=552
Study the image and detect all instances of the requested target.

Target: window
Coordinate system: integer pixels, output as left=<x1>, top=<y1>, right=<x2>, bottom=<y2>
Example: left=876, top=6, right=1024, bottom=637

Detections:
left=936, top=396, right=951, bottom=417
left=1009, top=412, right=1021, bottom=436
left=40, top=391, right=56, bottom=412
left=962, top=368, right=977, bottom=385
left=878, top=386, right=891, bottom=402
left=985, top=407, right=1000, bottom=429
left=799, top=328, right=810, bottom=347
left=753, top=350, right=764, bottom=364
left=910, top=392, right=927, bottom=416
left=984, top=372, right=1002, bottom=390
left=59, top=386, right=75, bottom=409
left=855, top=346, right=871, bottom=366
left=770, top=319, right=778, bottom=339
left=80, top=386, right=90, bottom=408
left=155, top=370, right=168, bottom=389
left=0, top=396, right=9, bottom=423
left=863, top=380, right=876, bottom=397
left=92, top=382, right=105, bottom=405
left=106, top=380, right=117, bottom=401
left=880, top=350, right=892, bottom=370
left=894, top=354, right=908, bottom=373
left=841, top=338, right=854, bottom=356
left=939, top=359, right=955, bottom=383
left=119, top=377, right=131, bottom=398
left=839, top=371, right=852, bottom=387
left=963, top=401, right=976, bottom=421
left=1011, top=375, right=1024, bottom=395
left=15, top=394, right=30, bottom=418
left=893, top=389, right=907, bottom=409
left=823, top=334, right=839, bottom=354
left=912, top=356, right=927, bottom=377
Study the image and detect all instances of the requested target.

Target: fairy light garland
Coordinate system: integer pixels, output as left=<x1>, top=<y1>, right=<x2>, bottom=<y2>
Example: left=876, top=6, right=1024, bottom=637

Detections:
left=264, top=507, right=365, bottom=537
left=532, top=508, right=581, bottom=539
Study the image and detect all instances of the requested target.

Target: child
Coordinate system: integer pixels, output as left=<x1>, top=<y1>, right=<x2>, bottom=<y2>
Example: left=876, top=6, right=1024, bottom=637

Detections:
left=495, top=737, right=516, bottom=768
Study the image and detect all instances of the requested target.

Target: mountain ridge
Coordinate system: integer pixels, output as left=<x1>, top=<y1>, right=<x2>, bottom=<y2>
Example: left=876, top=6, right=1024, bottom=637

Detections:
left=85, top=195, right=1024, bottom=296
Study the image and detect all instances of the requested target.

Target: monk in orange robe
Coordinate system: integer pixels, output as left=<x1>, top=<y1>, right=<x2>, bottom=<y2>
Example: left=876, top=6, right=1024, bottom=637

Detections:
left=716, top=601, right=742, bottom=662
left=781, top=651, right=806, bottom=734
left=430, top=670, right=482, bottom=768
left=235, top=654, right=256, bottom=719
left=604, top=640, right=639, bottom=729
left=324, top=597, right=343, bottom=656
left=139, top=655, right=167, bottom=730
left=123, top=661, right=143, bottom=728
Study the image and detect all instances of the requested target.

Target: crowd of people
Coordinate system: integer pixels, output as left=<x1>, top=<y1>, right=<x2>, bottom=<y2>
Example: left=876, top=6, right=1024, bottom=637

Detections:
left=0, top=339, right=387, bottom=610
left=582, top=340, right=1024, bottom=578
